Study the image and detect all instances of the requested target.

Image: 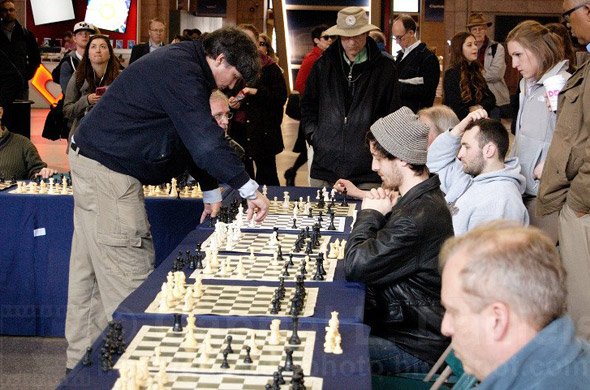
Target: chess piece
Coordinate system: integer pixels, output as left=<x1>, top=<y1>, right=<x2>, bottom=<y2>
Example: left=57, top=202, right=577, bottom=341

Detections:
left=269, top=319, right=282, bottom=345
left=276, top=367, right=286, bottom=385
left=283, top=347, right=294, bottom=371
left=291, top=365, right=306, bottom=390
left=173, top=313, right=183, bottom=332
left=292, top=217, right=297, bottom=229
left=243, top=346, right=253, bottom=364
left=289, top=314, right=301, bottom=345
left=82, top=346, right=92, bottom=366
left=327, top=210, right=336, bottom=230
left=341, top=188, right=348, bottom=206
left=224, top=335, right=234, bottom=354
left=221, top=350, right=230, bottom=368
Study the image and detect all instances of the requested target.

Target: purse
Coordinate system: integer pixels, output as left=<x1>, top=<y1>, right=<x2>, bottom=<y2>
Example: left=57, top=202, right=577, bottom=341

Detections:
left=42, top=98, right=69, bottom=141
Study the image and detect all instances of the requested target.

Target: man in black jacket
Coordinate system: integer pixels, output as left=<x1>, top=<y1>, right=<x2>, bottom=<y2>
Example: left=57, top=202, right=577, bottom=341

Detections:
left=129, top=17, right=166, bottom=65
left=0, top=0, right=40, bottom=131
left=393, top=14, right=440, bottom=113
left=345, top=107, right=453, bottom=375
left=301, top=6, right=400, bottom=188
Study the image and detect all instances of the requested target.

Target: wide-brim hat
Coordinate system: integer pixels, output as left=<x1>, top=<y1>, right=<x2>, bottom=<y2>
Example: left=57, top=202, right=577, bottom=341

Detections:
left=324, top=7, right=380, bottom=37
left=73, top=21, right=96, bottom=34
left=466, top=13, right=492, bottom=28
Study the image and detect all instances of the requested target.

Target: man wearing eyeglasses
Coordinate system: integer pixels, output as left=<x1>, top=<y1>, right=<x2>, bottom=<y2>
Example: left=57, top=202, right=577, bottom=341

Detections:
left=129, top=18, right=166, bottom=64
left=539, top=0, right=590, bottom=340
left=392, top=14, right=440, bottom=113
left=301, top=6, right=400, bottom=190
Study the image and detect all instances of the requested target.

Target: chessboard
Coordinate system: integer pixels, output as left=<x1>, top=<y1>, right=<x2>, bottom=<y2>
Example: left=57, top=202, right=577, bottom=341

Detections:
left=145, top=284, right=319, bottom=317
left=202, top=232, right=335, bottom=257
left=0, top=181, right=16, bottom=191
left=113, top=372, right=323, bottom=389
left=114, top=325, right=316, bottom=376
left=240, top=214, right=348, bottom=233
left=143, top=184, right=203, bottom=199
left=266, top=199, right=357, bottom=217
left=9, top=180, right=73, bottom=195
left=188, top=253, right=337, bottom=282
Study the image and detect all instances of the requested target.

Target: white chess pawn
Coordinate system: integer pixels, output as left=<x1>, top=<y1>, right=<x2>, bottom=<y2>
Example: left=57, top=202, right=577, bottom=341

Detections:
left=269, top=319, right=282, bottom=345
left=247, top=330, right=260, bottom=355
left=193, top=275, right=204, bottom=298
left=158, top=283, right=169, bottom=312
left=282, top=191, right=290, bottom=208
left=262, top=184, right=268, bottom=196
left=338, top=239, right=347, bottom=260
left=273, top=196, right=278, bottom=207
left=249, top=248, right=256, bottom=260
left=236, top=258, right=246, bottom=277
left=157, top=361, right=169, bottom=386
left=316, top=189, right=320, bottom=200
left=61, top=176, right=69, bottom=195
left=152, top=346, right=162, bottom=367
left=136, top=356, right=150, bottom=386
left=272, top=250, right=279, bottom=266
left=182, top=289, right=194, bottom=312
left=249, top=212, right=258, bottom=228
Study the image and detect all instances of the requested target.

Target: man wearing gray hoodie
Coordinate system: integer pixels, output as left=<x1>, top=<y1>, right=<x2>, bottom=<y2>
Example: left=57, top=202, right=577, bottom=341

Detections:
left=427, top=109, right=528, bottom=235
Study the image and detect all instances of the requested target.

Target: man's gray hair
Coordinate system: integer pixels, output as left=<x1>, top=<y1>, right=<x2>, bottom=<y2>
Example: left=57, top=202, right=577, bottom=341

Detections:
left=440, top=220, right=567, bottom=330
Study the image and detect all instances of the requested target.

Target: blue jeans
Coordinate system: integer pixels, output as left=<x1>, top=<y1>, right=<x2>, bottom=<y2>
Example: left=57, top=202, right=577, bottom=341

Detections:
left=369, top=335, right=431, bottom=375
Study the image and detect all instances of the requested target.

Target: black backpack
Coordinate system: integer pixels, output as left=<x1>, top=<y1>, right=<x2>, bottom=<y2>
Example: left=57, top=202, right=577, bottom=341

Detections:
left=51, top=52, right=79, bottom=85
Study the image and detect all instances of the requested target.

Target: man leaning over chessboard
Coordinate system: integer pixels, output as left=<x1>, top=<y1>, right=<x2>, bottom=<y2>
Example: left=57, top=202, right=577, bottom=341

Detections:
left=344, top=107, right=454, bottom=375
left=64, top=27, right=270, bottom=372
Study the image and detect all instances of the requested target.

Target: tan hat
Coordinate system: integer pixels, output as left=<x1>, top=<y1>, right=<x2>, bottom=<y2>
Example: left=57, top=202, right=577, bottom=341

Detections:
left=466, top=13, right=493, bottom=28
left=324, top=7, right=380, bottom=37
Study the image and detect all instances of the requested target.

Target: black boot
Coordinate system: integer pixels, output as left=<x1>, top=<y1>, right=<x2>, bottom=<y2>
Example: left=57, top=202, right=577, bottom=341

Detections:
left=284, top=168, right=297, bottom=186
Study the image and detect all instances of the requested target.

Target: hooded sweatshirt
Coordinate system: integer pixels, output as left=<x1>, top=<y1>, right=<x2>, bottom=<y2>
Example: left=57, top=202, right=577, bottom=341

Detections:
left=427, top=131, right=529, bottom=235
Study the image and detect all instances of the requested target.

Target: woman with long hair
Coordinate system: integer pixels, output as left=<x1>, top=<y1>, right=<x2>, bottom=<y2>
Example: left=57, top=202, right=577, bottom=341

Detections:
left=506, top=20, right=570, bottom=243
left=63, top=34, right=121, bottom=141
left=443, top=32, right=496, bottom=120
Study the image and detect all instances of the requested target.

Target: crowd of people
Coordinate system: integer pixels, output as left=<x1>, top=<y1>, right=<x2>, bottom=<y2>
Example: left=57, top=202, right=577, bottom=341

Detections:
left=1, top=0, right=589, bottom=385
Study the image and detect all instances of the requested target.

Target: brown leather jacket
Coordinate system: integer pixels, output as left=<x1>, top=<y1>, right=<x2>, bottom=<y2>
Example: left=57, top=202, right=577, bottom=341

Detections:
left=538, top=59, right=590, bottom=216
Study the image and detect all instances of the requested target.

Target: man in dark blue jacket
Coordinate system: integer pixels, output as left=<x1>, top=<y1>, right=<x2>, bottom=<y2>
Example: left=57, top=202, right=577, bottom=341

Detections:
left=345, top=107, right=453, bottom=375
left=65, top=26, right=269, bottom=371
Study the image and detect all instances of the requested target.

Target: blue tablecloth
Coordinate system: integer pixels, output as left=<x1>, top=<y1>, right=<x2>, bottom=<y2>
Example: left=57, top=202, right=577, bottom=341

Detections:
left=114, top=226, right=366, bottom=327
left=58, top=315, right=372, bottom=389
left=0, top=191, right=203, bottom=336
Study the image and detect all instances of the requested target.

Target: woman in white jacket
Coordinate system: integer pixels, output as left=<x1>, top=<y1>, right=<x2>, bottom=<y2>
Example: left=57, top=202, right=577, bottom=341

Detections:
left=506, top=20, right=571, bottom=243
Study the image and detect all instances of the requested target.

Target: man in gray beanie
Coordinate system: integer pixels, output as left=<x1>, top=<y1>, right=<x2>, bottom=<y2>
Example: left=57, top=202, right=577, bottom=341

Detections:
left=345, top=107, right=454, bottom=375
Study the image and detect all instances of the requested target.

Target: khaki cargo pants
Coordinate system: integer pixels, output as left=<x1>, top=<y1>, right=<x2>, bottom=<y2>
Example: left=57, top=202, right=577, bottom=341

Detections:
left=65, top=147, right=154, bottom=368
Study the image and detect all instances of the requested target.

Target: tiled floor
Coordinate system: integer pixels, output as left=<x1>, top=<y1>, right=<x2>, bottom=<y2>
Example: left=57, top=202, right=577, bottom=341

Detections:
left=31, top=108, right=310, bottom=187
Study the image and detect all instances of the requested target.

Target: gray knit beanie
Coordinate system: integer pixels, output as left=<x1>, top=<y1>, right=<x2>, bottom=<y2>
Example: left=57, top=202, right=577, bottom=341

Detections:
left=369, top=107, right=429, bottom=164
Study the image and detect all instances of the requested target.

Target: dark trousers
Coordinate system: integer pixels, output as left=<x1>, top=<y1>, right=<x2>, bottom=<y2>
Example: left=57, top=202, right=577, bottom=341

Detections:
left=244, top=155, right=279, bottom=186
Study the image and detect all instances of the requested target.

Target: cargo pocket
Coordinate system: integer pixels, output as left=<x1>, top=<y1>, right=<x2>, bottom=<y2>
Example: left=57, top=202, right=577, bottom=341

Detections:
left=97, top=232, right=154, bottom=280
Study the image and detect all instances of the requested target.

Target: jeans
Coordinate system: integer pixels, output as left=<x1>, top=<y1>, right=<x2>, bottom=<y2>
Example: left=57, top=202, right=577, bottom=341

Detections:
left=369, top=335, right=431, bottom=375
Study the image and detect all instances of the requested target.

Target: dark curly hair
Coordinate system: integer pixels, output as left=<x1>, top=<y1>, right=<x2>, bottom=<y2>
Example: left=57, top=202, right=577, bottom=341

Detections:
left=203, top=26, right=260, bottom=86
left=449, top=32, right=488, bottom=104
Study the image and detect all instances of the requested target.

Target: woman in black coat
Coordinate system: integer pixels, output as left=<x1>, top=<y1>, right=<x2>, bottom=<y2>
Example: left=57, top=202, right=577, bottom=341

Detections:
left=229, top=25, right=287, bottom=185
left=443, top=32, right=495, bottom=120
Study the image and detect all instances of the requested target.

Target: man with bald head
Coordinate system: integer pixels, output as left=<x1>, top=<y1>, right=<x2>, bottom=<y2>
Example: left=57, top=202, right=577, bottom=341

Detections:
left=539, top=0, right=590, bottom=339
left=440, top=221, right=590, bottom=388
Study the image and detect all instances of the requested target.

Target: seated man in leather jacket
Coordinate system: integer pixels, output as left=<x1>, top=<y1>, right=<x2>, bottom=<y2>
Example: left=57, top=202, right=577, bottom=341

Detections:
left=344, top=107, right=453, bottom=375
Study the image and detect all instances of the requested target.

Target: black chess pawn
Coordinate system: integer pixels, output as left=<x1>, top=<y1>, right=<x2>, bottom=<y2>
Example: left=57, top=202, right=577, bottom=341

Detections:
left=283, top=348, right=294, bottom=371
left=288, top=253, right=294, bottom=266
left=270, top=297, right=280, bottom=314
left=305, top=226, right=311, bottom=238
left=300, top=258, right=307, bottom=275
left=317, top=211, right=323, bottom=223
left=317, top=253, right=327, bottom=276
left=221, top=350, right=230, bottom=368
left=224, top=335, right=234, bottom=354
left=305, top=240, right=313, bottom=255
left=271, top=372, right=281, bottom=390
left=82, top=346, right=93, bottom=366
left=312, top=258, right=324, bottom=281
left=277, top=245, right=284, bottom=261
left=282, top=262, right=290, bottom=277
left=291, top=365, right=306, bottom=390
left=173, top=313, right=183, bottom=332
left=307, top=206, right=313, bottom=218
left=289, top=314, right=301, bottom=345
left=276, top=367, right=286, bottom=384
left=330, top=194, right=336, bottom=207
left=291, top=218, right=297, bottom=229
left=244, top=346, right=253, bottom=364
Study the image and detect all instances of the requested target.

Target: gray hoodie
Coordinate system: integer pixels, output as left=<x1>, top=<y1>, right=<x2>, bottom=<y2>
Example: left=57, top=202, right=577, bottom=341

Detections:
left=511, top=60, right=571, bottom=196
left=427, top=131, right=529, bottom=235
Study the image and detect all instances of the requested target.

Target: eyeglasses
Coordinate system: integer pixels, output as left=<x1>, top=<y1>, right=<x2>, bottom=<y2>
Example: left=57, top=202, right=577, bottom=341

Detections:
left=150, top=29, right=165, bottom=33
left=321, top=35, right=336, bottom=41
left=562, top=2, right=589, bottom=23
left=393, top=31, right=409, bottom=42
left=258, top=41, right=267, bottom=47
left=213, top=112, right=233, bottom=121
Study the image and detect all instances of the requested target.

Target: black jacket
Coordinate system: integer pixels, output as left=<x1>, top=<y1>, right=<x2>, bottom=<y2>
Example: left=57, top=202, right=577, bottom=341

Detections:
left=0, top=20, right=40, bottom=100
left=129, top=42, right=151, bottom=65
left=443, top=66, right=496, bottom=120
left=395, top=42, right=440, bottom=113
left=229, top=55, right=287, bottom=159
left=301, top=37, right=401, bottom=184
left=345, top=175, right=453, bottom=364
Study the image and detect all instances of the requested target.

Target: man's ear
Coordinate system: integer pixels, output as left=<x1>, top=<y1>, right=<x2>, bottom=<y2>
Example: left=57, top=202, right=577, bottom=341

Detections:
left=483, top=142, right=496, bottom=159
left=214, top=53, right=226, bottom=66
left=489, top=301, right=510, bottom=341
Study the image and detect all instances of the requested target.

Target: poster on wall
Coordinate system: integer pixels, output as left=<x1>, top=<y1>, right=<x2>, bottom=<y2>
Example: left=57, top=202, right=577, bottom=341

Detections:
left=85, top=0, right=132, bottom=33
left=424, top=0, right=444, bottom=22
left=30, top=0, right=75, bottom=25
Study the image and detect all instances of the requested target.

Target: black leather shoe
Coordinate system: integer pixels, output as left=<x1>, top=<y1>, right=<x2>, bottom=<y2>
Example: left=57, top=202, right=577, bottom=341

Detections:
left=284, top=168, right=296, bottom=186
